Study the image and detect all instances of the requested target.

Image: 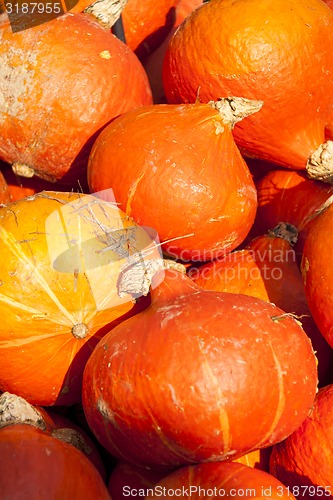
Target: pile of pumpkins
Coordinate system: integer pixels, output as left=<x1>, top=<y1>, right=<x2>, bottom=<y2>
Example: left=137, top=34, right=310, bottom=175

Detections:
left=1, top=0, right=333, bottom=498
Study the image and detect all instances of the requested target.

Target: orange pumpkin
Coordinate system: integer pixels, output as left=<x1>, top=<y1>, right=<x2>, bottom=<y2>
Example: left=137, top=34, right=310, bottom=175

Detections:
left=0, top=11, right=152, bottom=184
left=270, top=385, right=333, bottom=498
left=163, top=0, right=333, bottom=181
left=88, top=99, right=259, bottom=262
left=190, top=224, right=333, bottom=387
left=251, top=169, right=333, bottom=259
left=143, top=0, right=203, bottom=103
left=0, top=191, right=158, bottom=405
left=149, top=462, right=296, bottom=500
left=0, top=391, right=106, bottom=479
left=0, top=424, right=110, bottom=498
left=82, top=269, right=317, bottom=469
left=301, top=202, right=333, bottom=347
left=121, top=0, right=178, bottom=59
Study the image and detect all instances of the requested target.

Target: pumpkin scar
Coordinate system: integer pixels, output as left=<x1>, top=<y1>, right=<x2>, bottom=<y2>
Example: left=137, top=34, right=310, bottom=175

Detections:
left=125, top=170, right=146, bottom=215
left=256, top=341, right=286, bottom=448
left=0, top=225, right=76, bottom=324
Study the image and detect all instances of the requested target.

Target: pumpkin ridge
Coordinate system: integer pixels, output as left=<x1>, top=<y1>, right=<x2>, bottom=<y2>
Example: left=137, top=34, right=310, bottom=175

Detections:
left=198, top=342, right=231, bottom=454
left=0, top=225, right=77, bottom=324
left=255, top=340, right=286, bottom=448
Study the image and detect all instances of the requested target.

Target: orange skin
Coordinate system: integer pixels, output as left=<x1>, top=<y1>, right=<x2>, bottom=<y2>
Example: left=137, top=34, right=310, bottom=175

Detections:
left=163, top=0, right=333, bottom=170
left=0, top=425, right=110, bottom=499
left=190, top=232, right=333, bottom=387
left=0, top=12, right=152, bottom=184
left=82, top=270, right=317, bottom=469
left=251, top=169, right=333, bottom=259
left=122, top=0, right=178, bottom=59
left=302, top=203, right=333, bottom=347
left=270, top=385, right=333, bottom=495
left=0, top=169, right=11, bottom=204
left=88, top=102, right=257, bottom=262
left=0, top=192, right=153, bottom=405
left=150, top=462, right=296, bottom=500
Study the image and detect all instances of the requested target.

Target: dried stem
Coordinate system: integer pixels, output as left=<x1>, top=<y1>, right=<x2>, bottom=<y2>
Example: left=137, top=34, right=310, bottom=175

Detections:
left=209, top=97, right=264, bottom=129
left=84, top=0, right=128, bottom=29
left=306, top=141, right=333, bottom=184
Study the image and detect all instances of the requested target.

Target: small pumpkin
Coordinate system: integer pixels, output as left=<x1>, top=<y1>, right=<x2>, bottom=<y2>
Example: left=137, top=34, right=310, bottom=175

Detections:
left=0, top=10, right=152, bottom=183
left=0, top=424, right=110, bottom=499
left=0, top=191, right=158, bottom=405
left=190, top=223, right=333, bottom=387
left=82, top=269, right=317, bottom=469
left=88, top=98, right=259, bottom=262
left=149, top=462, right=296, bottom=500
left=163, top=0, right=333, bottom=181
left=251, top=169, right=333, bottom=259
left=270, top=384, right=333, bottom=498
left=301, top=201, right=333, bottom=347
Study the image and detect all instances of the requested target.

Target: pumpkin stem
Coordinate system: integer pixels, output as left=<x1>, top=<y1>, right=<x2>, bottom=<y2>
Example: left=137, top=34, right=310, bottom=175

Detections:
left=84, top=0, right=128, bottom=30
left=267, top=222, right=298, bottom=246
left=306, top=141, right=333, bottom=184
left=209, top=97, right=264, bottom=129
left=0, top=392, right=46, bottom=430
left=12, top=162, right=35, bottom=179
left=118, top=258, right=186, bottom=298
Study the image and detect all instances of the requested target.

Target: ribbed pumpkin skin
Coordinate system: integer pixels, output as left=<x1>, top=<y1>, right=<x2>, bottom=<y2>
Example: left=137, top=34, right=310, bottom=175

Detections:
left=0, top=12, right=152, bottom=183
left=88, top=103, right=257, bottom=262
left=149, top=462, right=296, bottom=500
left=301, top=204, right=333, bottom=347
left=163, top=0, right=333, bottom=170
left=251, top=170, right=333, bottom=257
left=82, top=271, right=317, bottom=469
left=0, top=424, right=110, bottom=499
left=270, top=385, right=333, bottom=497
left=0, top=192, right=155, bottom=405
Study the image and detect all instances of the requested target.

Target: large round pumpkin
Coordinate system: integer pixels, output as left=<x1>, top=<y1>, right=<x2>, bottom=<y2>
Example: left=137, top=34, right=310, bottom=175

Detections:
left=0, top=11, right=152, bottom=184
left=82, top=269, right=317, bottom=469
left=0, top=191, right=159, bottom=405
left=270, top=384, right=333, bottom=498
left=163, top=0, right=333, bottom=180
left=0, top=423, right=110, bottom=499
left=88, top=99, right=259, bottom=262
left=301, top=201, right=333, bottom=347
